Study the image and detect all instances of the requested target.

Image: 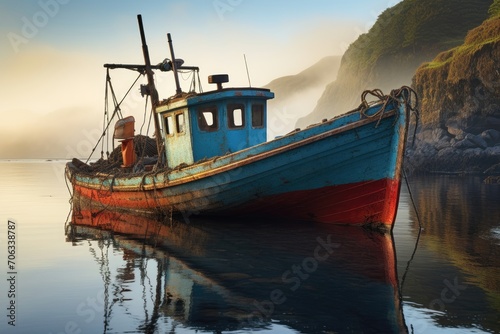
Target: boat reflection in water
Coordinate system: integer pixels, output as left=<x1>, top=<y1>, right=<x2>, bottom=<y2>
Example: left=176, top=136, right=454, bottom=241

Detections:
left=401, top=175, right=500, bottom=331
left=67, top=208, right=408, bottom=333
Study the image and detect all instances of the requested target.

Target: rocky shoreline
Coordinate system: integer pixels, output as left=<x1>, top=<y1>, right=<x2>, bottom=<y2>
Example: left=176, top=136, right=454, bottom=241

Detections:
left=405, top=124, right=500, bottom=176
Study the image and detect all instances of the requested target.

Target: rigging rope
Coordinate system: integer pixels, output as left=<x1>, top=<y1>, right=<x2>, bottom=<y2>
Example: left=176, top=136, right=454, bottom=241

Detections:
left=101, top=69, right=110, bottom=160
left=85, top=71, right=143, bottom=164
left=177, top=68, right=202, bottom=93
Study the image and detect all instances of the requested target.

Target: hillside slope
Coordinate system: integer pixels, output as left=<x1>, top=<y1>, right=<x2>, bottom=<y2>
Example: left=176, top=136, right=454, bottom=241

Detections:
left=297, top=0, right=492, bottom=128
left=264, top=56, right=341, bottom=138
left=265, top=56, right=341, bottom=99
left=406, top=3, right=500, bottom=174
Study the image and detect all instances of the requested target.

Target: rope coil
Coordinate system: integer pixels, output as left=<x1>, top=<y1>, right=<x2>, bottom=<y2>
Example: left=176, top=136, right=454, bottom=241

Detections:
left=358, top=86, right=419, bottom=129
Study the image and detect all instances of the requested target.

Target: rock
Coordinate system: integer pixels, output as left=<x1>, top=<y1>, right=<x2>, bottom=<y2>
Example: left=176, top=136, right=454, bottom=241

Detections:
left=467, top=133, right=488, bottom=149
left=481, top=129, right=500, bottom=145
left=485, top=146, right=500, bottom=157
left=420, top=142, right=438, bottom=157
left=437, top=147, right=459, bottom=158
left=455, top=132, right=467, bottom=141
left=416, top=129, right=435, bottom=144
left=432, top=128, right=447, bottom=142
left=447, top=123, right=465, bottom=137
left=463, top=148, right=484, bottom=160
left=435, top=136, right=451, bottom=150
left=452, top=137, right=476, bottom=149
left=486, top=116, right=500, bottom=129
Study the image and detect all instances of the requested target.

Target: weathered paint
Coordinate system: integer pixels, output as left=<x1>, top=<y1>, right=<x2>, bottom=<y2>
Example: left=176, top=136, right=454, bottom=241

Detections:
left=163, top=107, right=195, bottom=166
left=156, top=88, right=273, bottom=168
left=189, top=99, right=268, bottom=161
left=228, top=178, right=402, bottom=226
left=67, top=97, right=408, bottom=228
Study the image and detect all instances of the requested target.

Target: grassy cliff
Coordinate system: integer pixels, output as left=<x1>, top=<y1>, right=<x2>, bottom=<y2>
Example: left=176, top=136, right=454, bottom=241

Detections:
left=297, top=0, right=492, bottom=128
left=406, top=1, right=500, bottom=174
left=413, top=4, right=500, bottom=130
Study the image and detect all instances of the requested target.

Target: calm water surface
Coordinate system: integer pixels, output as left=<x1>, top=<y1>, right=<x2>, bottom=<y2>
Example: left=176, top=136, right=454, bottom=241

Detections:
left=0, top=160, right=499, bottom=334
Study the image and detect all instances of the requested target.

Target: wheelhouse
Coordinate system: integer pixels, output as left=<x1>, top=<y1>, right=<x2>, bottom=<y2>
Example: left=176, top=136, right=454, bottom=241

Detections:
left=156, top=84, right=274, bottom=169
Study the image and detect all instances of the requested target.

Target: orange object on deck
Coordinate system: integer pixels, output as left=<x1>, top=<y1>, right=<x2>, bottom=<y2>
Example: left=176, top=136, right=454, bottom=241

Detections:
left=114, top=116, right=135, bottom=139
left=120, top=138, right=136, bottom=167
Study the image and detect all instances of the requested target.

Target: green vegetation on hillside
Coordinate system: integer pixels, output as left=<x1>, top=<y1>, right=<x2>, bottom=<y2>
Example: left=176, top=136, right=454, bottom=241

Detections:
left=413, top=4, right=500, bottom=127
left=345, top=0, right=492, bottom=70
left=489, top=0, right=500, bottom=17
left=422, top=0, right=500, bottom=73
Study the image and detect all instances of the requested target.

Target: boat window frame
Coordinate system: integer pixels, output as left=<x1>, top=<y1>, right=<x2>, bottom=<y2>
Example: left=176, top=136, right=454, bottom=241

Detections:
left=251, top=103, right=264, bottom=128
left=197, top=105, right=219, bottom=132
left=175, top=112, right=186, bottom=134
left=164, top=115, right=175, bottom=136
left=227, top=103, right=245, bottom=129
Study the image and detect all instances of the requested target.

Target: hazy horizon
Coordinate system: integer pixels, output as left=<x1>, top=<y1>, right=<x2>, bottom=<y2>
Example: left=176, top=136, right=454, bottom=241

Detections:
left=0, top=0, right=402, bottom=159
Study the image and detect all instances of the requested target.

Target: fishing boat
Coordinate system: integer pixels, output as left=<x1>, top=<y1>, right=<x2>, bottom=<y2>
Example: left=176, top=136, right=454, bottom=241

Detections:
left=66, top=15, right=418, bottom=230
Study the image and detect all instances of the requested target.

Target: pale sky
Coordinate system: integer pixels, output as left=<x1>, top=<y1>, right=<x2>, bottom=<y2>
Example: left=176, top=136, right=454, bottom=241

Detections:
left=0, top=0, right=401, bottom=158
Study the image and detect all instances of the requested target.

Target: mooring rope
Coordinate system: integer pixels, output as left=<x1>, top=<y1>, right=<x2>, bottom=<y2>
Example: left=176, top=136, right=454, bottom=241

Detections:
left=358, top=86, right=419, bottom=128
left=398, top=168, right=424, bottom=323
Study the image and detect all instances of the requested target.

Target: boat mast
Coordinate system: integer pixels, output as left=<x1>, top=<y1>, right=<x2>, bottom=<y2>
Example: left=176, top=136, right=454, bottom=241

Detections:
left=137, top=14, right=163, bottom=162
left=167, top=33, right=182, bottom=96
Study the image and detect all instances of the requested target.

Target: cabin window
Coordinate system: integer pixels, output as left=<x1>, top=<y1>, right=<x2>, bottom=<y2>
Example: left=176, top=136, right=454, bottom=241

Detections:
left=252, top=104, right=264, bottom=128
left=227, top=103, right=245, bottom=129
left=165, top=115, right=174, bottom=135
left=198, top=106, right=218, bottom=131
left=176, top=113, right=185, bottom=133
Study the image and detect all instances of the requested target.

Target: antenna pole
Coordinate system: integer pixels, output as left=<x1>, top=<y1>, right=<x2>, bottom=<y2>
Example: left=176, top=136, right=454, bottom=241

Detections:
left=244, top=54, right=252, bottom=87
left=167, top=33, right=182, bottom=95
left=137, top=14, right=163, bottom=162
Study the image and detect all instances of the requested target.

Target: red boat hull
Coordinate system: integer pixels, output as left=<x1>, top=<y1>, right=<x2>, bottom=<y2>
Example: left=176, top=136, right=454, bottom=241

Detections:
left=73, top=177, right=401, bottom=228
left=228, top=178, right=402, bottom=226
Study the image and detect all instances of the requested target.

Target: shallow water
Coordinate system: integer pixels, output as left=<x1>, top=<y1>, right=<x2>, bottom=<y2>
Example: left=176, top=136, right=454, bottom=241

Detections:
left=0, top=161, right=499, bottom=333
